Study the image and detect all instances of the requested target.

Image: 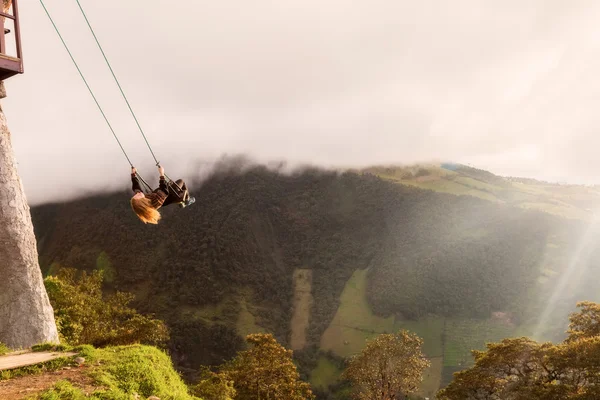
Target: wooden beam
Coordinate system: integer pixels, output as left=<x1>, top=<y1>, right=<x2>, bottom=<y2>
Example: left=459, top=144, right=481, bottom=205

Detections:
left=0, top=351, right=77, bottom=371
left=0, top=12, right=15, bottom=20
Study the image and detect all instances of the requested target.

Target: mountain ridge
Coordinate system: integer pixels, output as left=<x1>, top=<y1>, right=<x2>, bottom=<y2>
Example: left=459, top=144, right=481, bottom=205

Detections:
left=29, top=161, right=600, bottom=398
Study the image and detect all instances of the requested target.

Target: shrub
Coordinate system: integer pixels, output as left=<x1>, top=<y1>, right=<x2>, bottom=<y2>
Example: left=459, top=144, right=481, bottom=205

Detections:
left=44, top=268, right=169, bottom=347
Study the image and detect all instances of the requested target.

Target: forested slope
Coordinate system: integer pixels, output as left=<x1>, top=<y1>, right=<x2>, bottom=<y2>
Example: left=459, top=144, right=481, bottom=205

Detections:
left=30, top=162, right=600, bottom=394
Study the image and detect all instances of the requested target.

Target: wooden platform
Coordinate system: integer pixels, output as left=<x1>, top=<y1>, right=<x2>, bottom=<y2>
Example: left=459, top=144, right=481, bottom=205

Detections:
left=0, top=351, right=77, bottom=371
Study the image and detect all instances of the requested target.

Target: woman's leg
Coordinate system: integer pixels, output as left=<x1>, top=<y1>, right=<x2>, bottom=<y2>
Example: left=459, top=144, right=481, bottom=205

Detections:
left=176, top=179, right=195, bottom=206
left=175, top=179, right=189, bottom=201
left=171, top=178, right=194, bottom=208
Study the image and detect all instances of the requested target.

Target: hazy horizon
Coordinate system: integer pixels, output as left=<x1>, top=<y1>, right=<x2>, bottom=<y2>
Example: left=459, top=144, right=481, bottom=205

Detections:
left=19, top=154, right=598, bottom=207
left=4, top=1, right=600, bottom=204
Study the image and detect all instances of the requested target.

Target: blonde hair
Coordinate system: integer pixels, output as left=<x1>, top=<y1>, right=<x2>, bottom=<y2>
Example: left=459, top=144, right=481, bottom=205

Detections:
left=130, top=196, right=161, bottom=224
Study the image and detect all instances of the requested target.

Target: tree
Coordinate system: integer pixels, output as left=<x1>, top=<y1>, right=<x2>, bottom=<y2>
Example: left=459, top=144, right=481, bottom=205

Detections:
left=438, top=301, right=600, bottom=400
left=436, top=337, right=553, bottom=400
left=44, top=267, right=168, bottom=347
left=222, top=333, right=315, bottom=400
left=566, top=301, right=600, bottom=341
left=0, top=84, right=59, bottom=348
left=342, top=330, right=430, bottom=400
left=192, top=366, right=237, bottom=400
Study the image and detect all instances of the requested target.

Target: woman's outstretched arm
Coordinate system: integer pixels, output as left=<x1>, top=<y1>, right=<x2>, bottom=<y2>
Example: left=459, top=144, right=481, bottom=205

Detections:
left=131, top=166, right=143, bottom=193
left=158, top=165, right=169, bottom=193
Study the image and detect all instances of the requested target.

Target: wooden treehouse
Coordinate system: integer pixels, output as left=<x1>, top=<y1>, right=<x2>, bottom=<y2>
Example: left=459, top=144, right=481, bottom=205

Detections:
left=0, top=0, right=22, bottom=81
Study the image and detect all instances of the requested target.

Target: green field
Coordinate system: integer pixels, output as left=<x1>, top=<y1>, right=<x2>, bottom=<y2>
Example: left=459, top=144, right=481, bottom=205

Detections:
left=180, top=299, right=230, bottom=324
left=399, top=177, right=500, bottom=203
left=95, top=251, right=115, bottom=283
left=178, top=163, right=600, bottom=395
left=320, top=268, right=395, bottom=357
left=331, top=269, right=395, bottom=332
left=418, top=357, right=443, bottom=399
left=237, top=298, right=265, bottom=337
left=366, top=163, right=599, bottom=221
left=454, top=176, right=502, bottom=193
left=443, top=318, right=530, bottom=367
left=318, top=266, right=542, bottom=396
left=310, top=356, right=342, bottom=391
left=394, top=315, right=444, bottom=358
left=320, top=268, right=447, bottom=396
left=176, top=287, right=267, bottom=338
left=322, top=268, right=445, bottom=358
left=518, top=201, right=587, bottom=220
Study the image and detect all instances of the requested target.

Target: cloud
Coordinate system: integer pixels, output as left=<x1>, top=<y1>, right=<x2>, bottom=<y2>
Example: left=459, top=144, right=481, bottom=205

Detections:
left=4, top=0, right=600, bottom=203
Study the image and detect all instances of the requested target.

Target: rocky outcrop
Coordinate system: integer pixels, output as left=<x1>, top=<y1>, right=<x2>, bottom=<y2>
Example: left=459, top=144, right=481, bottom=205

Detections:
left=0, top=83, right=58, bottom=348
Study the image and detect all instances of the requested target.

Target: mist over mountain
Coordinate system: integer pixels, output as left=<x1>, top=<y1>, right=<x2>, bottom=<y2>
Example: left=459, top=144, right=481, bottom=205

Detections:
left=29, top=158, right=600, bottom=398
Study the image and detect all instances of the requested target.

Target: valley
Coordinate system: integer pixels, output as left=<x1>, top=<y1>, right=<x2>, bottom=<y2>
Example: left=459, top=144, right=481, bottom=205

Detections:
left=30, top=162, right=600, bottom=398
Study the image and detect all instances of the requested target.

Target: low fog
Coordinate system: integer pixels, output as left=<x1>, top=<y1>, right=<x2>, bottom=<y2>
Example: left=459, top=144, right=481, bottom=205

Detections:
left=4, top=0, right=600, bottom=204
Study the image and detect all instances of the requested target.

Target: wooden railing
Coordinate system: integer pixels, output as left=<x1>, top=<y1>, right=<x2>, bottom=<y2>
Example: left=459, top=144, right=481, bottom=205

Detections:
left=0, top=0, right=23, bottom=80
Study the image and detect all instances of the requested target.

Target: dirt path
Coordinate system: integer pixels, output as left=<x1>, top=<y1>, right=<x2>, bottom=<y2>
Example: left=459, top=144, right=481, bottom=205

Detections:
left=0, top=366, right=97, bottom=399
left=0, top=352, right=77, bottom=371
left=290, top=268, right=313, bottom=350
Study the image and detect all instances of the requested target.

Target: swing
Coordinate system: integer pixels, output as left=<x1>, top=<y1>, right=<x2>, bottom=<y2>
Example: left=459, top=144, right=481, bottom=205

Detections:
left=41, top=0, right=196, bottom=209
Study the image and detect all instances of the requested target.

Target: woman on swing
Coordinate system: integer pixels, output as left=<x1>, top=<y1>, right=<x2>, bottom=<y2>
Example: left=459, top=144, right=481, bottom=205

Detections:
left=130, top=165, right=195, bottom=224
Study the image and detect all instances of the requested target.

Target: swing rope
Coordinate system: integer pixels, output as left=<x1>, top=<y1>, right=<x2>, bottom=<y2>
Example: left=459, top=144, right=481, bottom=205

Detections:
left=39, top=0, right=134, bottom=167
left=39, top=0, right=153, bottom=194
left=73, top=0, right=182, bottom=192
left=74, top=0, right=160, bottom=167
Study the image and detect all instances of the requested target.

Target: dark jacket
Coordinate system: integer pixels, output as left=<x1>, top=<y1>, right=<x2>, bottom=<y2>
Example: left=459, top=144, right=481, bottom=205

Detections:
left=131, top=173, right=170, bottom=209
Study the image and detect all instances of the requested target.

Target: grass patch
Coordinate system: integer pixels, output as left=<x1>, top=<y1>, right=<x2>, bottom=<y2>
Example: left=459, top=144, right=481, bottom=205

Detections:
left=38, top=380, right=87, bottom=400
left=321, top=325, right=382, bottom=358
left=329, top=269, right=395, bottom=332
left=32, top=343, right=72, bottom=353
left=443, top=318, right=520, bottom=367
left=179, top=290, right=266, bottom=338
left=441, top=365, right=464, bottom=388
left=498, top=188, right=538, bottom=204
left=417, top=356, right=443, bottom=399
left=454, top=176, right=502, bottom=193
left=430, top=180, right=498, bottom=202
left=321, top=269, right=394, bottom=357
left=369, top=163, right=598, bottom=220
left=0, top=342, right=9, bottom=356
left=365, top=165, right=455, bottom=181
left=180, top=298, right=231, bottom=324
left=309, top=356, right=341, bottom=390
left=36, top=344, right=199, bottom=400
left=88, top=345, right=197, bottom=399
left=518, top=201, right=586, bottom=220
left=95, top=251, right=115, bottom=284
left=320, top=269, right=535, bottom=392
left=398, top=178, right=500, bottom=202
left=394, top=315, right=444, bottom=358
left=321, top=270, right=444, bottom=360
left=237, top=299, right=265, bottom=337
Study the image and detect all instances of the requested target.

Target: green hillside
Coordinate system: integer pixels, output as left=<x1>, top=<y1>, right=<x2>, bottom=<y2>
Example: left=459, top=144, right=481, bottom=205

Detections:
left=1, top=345, right=200, bottom=399
left=30, top=161, right=600, bottom=398
left=364, top=163, right=599, bottom=220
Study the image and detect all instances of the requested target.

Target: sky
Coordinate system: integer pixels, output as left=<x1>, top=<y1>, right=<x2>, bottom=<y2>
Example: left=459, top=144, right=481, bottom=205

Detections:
left=4, top=0, right=600, bottom=204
